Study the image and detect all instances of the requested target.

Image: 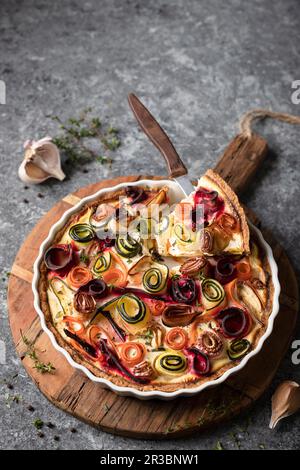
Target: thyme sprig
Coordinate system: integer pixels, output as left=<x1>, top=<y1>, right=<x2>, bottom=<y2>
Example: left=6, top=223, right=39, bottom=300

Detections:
left=20, top=330, right=56, bottom=374
left=28, top=350, right=56, bottom=374
left=47, top=108, right=121, bottom=166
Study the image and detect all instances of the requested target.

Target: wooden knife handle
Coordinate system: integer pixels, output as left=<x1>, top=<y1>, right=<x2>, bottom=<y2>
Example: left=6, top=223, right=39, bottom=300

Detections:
left=128, top=93, right=188, bottom=178
left=214, top=133, right=268, bottom=195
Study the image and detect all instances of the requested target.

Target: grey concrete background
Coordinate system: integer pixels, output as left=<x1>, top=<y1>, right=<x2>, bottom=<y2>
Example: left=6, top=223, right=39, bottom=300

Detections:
left=0, top=0, right=299, bottom=450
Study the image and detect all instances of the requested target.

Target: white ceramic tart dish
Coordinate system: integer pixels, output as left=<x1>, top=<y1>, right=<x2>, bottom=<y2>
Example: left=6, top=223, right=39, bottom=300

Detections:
left=32, top=178, right=280, bottom=400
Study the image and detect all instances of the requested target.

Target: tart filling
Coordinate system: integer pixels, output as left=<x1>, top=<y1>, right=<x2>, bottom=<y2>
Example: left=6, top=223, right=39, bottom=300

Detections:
left=38, top=175, right=273, bottom=392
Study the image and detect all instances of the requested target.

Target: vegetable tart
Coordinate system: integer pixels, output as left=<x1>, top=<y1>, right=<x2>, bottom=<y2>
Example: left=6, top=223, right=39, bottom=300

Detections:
left=38, top=171, right=274, bottom=392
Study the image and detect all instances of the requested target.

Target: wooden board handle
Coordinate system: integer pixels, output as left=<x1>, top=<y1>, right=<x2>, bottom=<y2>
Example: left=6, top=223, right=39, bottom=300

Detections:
left=128, top=93, right=188, bottom=178
left=214, top=133, right=268, bottom=194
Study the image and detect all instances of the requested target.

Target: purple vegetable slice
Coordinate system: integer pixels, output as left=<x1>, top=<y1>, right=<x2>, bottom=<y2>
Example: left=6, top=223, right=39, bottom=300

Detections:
left=170, top=277, right=196, bottom=304
left=44, top=244, right=73, bottom=271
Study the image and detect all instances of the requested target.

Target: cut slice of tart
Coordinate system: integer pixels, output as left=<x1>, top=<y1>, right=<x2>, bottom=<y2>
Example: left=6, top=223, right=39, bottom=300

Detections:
left=155, top=169, right=250, bottom=257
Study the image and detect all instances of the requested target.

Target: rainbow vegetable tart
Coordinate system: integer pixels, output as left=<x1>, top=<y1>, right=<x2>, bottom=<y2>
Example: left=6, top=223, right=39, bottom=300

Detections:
left=38, top=170, right=274, bottom=392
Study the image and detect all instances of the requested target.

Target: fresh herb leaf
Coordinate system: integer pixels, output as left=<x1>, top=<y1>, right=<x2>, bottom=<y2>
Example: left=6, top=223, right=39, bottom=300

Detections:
left=27, top=349, right=38, bottom=361
left=20, top=329, right=31, bottom=347
left=140, top=329, right=154, bottom=346
left=164, top=426, right=175, bottom=434
left=108, top=126, right=118, bottom=134
left=91, top=117, right=101, bottom=128
left=33, top=418, right=44, bottom=430
left=101, top=135, right=121, bottom=151
left=96, top=155, right=112, bottom=164
left=33, top=361, right=56, bottom=374
left=4, top=393, right=22, bottom=408
left=79, top=252, right=90, bottom=264
left=213, top=441, right=224, bottom=450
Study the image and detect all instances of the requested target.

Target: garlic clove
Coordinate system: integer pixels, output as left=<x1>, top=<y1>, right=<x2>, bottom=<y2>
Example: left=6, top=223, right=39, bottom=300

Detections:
left=269, top=380, right=300, bottom=429
left=18, top=137, right=65, bottom=184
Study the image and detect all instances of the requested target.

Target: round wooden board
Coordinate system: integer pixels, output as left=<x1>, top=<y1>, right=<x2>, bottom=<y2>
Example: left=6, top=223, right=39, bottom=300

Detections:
left=8, top=175, right=299, bottom=439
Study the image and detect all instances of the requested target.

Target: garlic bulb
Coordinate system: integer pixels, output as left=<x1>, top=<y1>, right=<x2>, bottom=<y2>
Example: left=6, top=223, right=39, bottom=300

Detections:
left=18, top=137, right=65, bottom=184
left=269, top=380, right=300, bottom=429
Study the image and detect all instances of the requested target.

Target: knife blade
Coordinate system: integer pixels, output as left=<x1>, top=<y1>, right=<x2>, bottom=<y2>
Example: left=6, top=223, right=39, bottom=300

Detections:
left=127, top=93, right=195, bottom=197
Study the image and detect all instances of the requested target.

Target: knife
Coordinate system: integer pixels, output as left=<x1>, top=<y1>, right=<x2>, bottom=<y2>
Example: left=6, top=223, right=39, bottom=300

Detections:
left=127, top=93, right=195, bottom=197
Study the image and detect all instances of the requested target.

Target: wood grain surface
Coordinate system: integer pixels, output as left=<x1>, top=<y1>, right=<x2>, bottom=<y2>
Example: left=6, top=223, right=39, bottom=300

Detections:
left=214, top=133, right=268, bottom=194
left=7, top=135, right=299, bottom=439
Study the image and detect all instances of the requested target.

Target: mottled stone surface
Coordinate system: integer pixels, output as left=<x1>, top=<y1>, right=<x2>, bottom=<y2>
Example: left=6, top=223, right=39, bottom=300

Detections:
left=0, top=0, right=299, bottom=450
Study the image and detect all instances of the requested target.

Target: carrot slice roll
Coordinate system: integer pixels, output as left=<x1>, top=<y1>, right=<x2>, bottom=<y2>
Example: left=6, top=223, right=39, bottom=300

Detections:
left=165, top=327, right=188, bottom=350
left=101, top=268, right=128, bottom=287
left=67, top=266, right=92, bottom=289
left=118, top=342, right=146, bottom=367
left=62, top=316, right=85, bottom=335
